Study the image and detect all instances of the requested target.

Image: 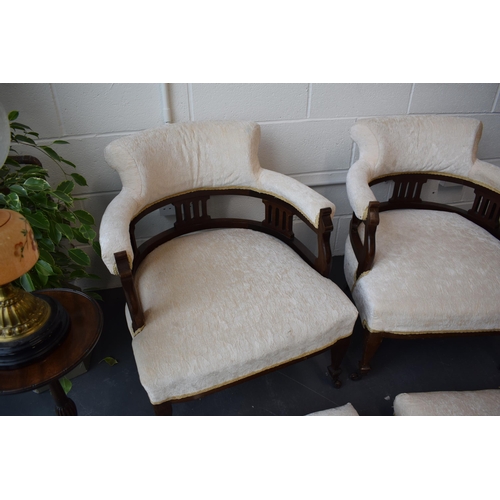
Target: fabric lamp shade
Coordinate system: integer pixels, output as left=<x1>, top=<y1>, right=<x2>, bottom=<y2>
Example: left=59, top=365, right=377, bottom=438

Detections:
left=0, top=209, right=39, bottom=286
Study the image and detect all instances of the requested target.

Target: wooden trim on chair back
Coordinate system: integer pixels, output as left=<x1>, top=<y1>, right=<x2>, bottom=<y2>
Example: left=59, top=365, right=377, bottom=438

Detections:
left=350, top=173, right=500, bottom=279
left=129, top=189, right=333, bottom=276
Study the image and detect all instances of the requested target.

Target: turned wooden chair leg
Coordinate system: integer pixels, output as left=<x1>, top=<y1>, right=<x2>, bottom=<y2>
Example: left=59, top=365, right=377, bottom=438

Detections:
left=328, top=336, right=351, bottom=388
left=153, top=401, right=173, bottom=416
left=351, top=328, right=383, bottom=381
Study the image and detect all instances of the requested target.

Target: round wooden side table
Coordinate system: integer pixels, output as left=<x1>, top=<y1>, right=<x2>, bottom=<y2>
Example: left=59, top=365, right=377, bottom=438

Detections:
left=0, top=288, right=103, bottom=415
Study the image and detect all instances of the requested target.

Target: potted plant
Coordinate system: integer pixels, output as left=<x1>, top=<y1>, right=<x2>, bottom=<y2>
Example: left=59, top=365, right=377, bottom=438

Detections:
left=0, top=110, right=100, bottom=296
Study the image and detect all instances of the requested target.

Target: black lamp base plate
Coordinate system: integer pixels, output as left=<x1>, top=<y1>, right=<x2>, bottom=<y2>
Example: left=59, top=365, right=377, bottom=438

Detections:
left=0, top=294, right=70, bottom=369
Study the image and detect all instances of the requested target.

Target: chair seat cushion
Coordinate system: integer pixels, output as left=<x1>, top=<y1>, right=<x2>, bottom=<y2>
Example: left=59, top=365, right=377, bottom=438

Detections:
left=394, top=389, right=500, bottom=416
left=128, top=228, right=358, bottom=404
left=345, top=209, right=500, bottom=334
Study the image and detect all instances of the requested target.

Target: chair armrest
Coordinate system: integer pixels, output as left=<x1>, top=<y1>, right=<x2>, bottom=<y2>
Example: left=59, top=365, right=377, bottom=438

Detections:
left=469, top=160, right=500, bottom=193
left=99, top=191, right=141, bottom=275
left=346, top=160, right=378, bottom=220
left=350, top=202, right=380, bottom=279
left=257, top=169, right=336, bottom=227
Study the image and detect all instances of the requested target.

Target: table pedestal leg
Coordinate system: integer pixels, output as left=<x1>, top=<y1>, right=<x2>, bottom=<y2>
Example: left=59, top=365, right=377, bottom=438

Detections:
left=49, top=380, right=78, bottom=416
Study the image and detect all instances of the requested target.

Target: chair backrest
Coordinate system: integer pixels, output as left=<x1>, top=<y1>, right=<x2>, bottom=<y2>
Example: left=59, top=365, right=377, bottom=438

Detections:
left=104, top=121, right=262, bottom=207
left=350, top=115, right=483, bottom=179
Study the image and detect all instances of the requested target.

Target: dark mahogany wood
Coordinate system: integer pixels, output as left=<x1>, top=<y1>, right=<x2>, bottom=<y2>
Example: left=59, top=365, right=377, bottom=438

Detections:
left=0, top=289, right=103, bottom=415
left=153, top=401, right=173, bottom=416
left=115, top=251, right=145, bottom=332
left=350, top=201, right=380, bottom=279
left=327, top=336, right=351, bottom=388
left=349, top=172, right=500, bottom=380
left=8, top=155, right=43, bottom=167
left=113, top=188, right=344, bottom=415
left=49, top=379, right=78, bottom=416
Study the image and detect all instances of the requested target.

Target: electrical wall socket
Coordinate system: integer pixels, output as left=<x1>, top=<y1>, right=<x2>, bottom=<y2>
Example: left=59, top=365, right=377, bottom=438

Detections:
left=160, top=205, right=176, bottom=217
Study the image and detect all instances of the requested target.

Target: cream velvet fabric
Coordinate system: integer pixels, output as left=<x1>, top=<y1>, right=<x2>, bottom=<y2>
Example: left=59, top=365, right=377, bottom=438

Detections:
left=100, top=121, right=335, bottom=274
left=306, top=403, right=359, bottom=416
left=346, top=115, right=500, bottom=220
left=344, top=209, right=500, bottom=334
left=126, top=228, right=358, bottom=404
left=394, top=390, right=500, bottom=416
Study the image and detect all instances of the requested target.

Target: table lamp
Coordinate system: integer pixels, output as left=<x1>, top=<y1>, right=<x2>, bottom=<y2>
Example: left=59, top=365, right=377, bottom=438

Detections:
left=0, top=104, right=69, bottom=369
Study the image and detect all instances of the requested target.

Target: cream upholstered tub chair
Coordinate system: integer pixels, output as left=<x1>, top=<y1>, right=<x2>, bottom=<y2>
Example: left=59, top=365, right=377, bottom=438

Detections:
left=344, top=115, right=500, bottom=379
left=394, top=390, right=500, bottom=416
left=100, top=121, right=358, bottom=415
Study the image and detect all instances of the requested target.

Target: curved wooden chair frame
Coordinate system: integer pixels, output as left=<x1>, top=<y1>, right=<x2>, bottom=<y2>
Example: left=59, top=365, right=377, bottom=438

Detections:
left=114, top=189, right=350, bottom=415
left=349, top=173, right=500, bottom=379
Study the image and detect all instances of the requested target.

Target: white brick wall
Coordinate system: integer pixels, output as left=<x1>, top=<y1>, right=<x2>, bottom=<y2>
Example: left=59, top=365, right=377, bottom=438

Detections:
left=1, top=83, right=499, bottom=289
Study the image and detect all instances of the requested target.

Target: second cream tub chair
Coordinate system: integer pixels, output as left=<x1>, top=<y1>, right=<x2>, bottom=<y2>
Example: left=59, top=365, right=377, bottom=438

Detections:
left=344, top=115, right=500, bottom=379
left=99, top=121, right=358, bottom=415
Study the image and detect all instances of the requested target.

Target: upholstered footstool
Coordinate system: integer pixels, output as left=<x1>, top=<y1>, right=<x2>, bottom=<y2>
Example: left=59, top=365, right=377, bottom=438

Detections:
left=306, top=403, right=359, bottom=416
left=394, top=390, right=500, bottom=416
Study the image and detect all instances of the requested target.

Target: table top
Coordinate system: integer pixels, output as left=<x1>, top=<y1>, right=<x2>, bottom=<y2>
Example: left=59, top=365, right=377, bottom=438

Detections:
left=0, top=288, right=103, bottom=395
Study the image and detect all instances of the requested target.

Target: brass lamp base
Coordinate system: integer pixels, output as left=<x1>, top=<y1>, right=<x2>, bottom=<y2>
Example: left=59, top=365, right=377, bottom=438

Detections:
left=0, top=284, right=70, bottom=369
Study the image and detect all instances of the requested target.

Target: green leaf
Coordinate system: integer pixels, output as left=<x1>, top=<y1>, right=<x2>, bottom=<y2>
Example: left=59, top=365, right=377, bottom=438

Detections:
left=38, top=248, right=55, bottom=266
left=55, top=222, right=74, bottom=240
left=31, top=192, right=58, bottom=210
left=61, top=158, right=76, bottom=168
left=68, top=248, right=91, bottom=267
left=61, top=211, right=76, bottom=223
left=100, top=357, right=118, bottom=366
left=85, top=291, right=102, bottom=301
left=14, top=134, right=37, bottom=145
left=9, top=185, right=28, bottom=198
left=28, top=270, right=44, bottom=290
left=53, top=140, right=69, bottom=144
left=6, top=192, right=21, bottom=211
left=36, top=271, right=48, bottom=287
left=79, top=224, right=96, bottom=242
left=38, top=237, right=55, bottom=252
left=59, top=377, right=72, bottom=395
left=10, top=122, right=28, bottom=131
left=69, top=269, right=89, bottom=279
left=34, top=260, right=54, bottom=277
left=57, top=180, right=75, bottom=194
left=39, top=146, right=61, bottom=162
left=19, top=165, right=45, bottom=174
left=23, top=177, right=51, bottom=191
left=19, top=273, right=35, bottom=292
left=72, top=228, right=89, bottom=244
left=70, top=173, right=88, bottom=186
left=92, top=240, right=101, bottom=257
left=48, top=222, right=62, bottom=244
left=8, top=111, right=19, bottom=121
left=52, top=190, right=73, bottom=205
left=73, top=210, right=95, bottom=225
left=4, top=157, right=21, bottom=168
left=24, top=211, right=50, bottom=230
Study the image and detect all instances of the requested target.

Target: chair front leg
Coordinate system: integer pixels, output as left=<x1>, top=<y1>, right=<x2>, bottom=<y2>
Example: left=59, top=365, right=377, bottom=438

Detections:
left=328, top=335, right=351, bottom=388
left=351, top=327, right=383, bottom=380
left=153, top=401, right=173, bottom=416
